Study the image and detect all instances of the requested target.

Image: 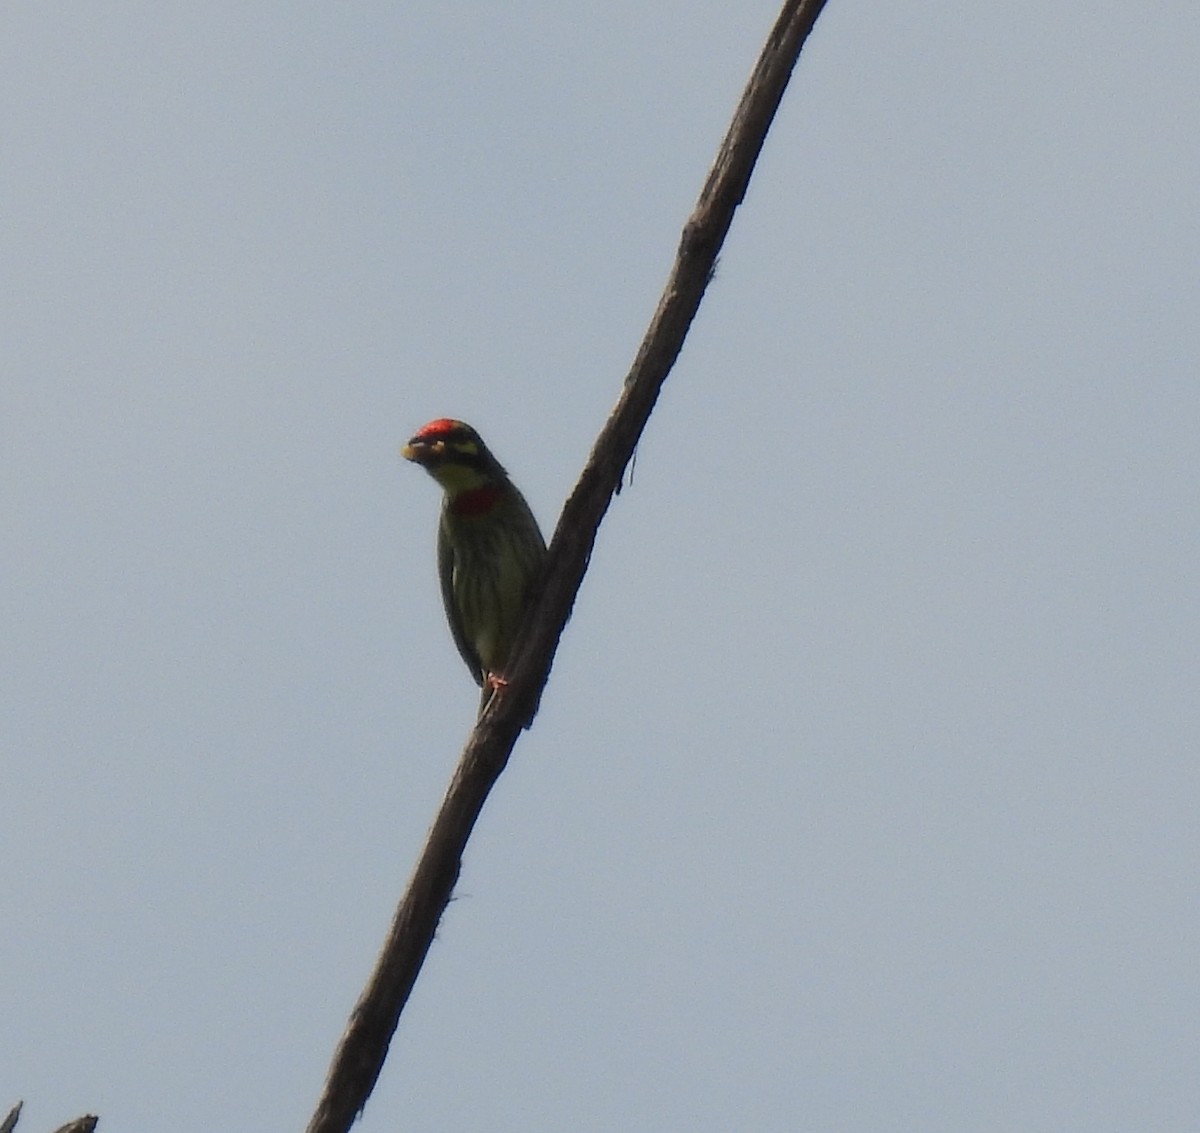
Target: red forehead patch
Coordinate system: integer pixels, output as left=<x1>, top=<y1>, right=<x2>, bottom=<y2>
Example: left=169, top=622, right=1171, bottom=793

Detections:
left=414, top=417, right=464, bottom=439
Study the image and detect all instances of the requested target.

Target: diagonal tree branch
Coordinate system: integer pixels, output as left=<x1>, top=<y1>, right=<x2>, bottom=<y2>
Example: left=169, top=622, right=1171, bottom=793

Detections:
left=305, top=2, right=830, bottom=1130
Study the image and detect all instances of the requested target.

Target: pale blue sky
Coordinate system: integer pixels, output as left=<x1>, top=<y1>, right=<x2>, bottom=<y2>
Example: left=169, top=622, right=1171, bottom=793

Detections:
left=4, top=4, right=1199, bottom=1131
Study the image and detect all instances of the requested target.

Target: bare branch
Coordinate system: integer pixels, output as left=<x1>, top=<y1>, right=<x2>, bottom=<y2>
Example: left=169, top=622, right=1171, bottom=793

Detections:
left=305, top=2, right=830, bottom=1131
left=0, top=1105, right=98, bottom=1133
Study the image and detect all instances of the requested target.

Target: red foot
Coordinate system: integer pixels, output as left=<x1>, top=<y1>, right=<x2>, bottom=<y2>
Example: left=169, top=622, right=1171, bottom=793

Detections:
left=485, top=672, right=509, bottom=692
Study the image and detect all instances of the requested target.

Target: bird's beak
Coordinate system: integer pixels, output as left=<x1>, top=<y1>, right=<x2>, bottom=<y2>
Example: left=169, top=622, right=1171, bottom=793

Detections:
left=401, top=438, right=445, bottom=464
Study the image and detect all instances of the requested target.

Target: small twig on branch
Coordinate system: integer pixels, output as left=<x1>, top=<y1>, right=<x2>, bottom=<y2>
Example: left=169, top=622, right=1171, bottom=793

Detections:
left=305, top=2, right=829, bottom=1130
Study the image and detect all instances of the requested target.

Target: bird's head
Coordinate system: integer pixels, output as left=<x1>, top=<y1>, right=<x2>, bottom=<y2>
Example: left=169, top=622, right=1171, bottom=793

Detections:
left=402, top=418, right=509, bottom=498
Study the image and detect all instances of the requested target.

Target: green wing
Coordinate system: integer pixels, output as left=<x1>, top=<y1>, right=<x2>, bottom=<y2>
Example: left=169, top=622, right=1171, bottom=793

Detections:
left=437, top=514, right=484, bottom=685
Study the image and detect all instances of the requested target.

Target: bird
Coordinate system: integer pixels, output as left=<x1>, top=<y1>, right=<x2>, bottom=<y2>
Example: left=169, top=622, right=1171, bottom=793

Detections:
left=402, top=418, right=547, bottom=717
